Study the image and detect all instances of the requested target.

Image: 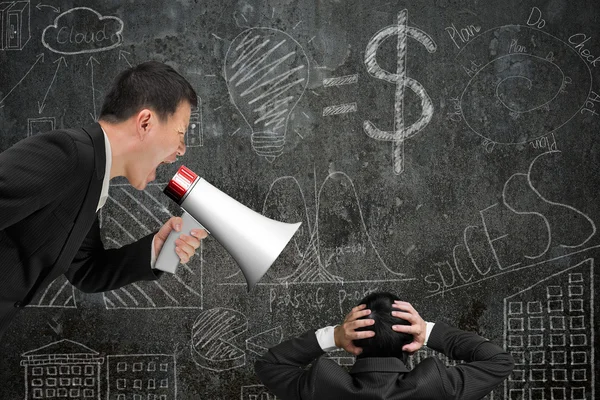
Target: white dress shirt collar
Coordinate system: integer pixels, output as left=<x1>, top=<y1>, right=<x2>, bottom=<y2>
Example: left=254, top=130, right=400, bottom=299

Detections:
left=96, top=128, right=112, bottom=212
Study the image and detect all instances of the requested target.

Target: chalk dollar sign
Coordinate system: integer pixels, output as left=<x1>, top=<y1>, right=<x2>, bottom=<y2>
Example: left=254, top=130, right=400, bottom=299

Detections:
left=364, top=9, right=437, bottom=175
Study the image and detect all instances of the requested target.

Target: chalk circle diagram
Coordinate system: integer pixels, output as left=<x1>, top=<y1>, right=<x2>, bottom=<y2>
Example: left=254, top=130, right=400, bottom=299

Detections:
left=224, top=28, right=309, bottom=162
left=457, top=25, right=592, bottom=144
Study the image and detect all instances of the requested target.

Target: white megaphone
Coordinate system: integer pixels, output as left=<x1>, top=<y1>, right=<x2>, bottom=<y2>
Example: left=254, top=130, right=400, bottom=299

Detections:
left=155, top=165, right=301, bottom=292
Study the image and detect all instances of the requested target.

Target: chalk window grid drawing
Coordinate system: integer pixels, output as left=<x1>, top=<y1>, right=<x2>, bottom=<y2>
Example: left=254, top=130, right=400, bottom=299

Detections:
left=504, top=260, right=594, bottom=399
left=107, top=355, right=174, bottom=400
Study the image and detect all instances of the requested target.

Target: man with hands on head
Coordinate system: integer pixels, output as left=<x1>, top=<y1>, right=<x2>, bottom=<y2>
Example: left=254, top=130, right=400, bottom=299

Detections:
left=255, top=291, right=514, bottom=400
left=0, top=61, right=208, bottom=338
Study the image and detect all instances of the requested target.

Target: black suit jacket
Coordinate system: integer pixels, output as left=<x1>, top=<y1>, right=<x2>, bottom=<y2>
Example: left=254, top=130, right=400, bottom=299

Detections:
left=0, top=123, right=161, bottom=337
left=255, top=322, right=514, bottom=400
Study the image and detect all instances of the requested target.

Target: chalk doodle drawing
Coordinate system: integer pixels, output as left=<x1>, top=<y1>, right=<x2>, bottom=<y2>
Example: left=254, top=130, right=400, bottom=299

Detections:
left=454, top=23, right=593, bottom=146
left=363, top=9, right=437, bottom=175
left=245, top=326, right=282, bottom=356
left=21, top=340, right=104, bottom=400
left=425, top=150, right=598, bottom=297
left=0, top=1, right=31, bottom=51
left=190, top=308, right=247, bottom=372
left=224, top=28, right=309, bottom=162
left=240, top=385, right=279, bottom=400
left=220, top=171, right=412, bottom=286
left=100, top=183, right=203, bottom=310
left=27, top=275, right=76, bottom=309
left=42, top=7, right=124, bottom=55
left=107, top=354, right=176, bottom=400
left=27, top=116, right=55, bottom=137
left=503, top=258, right=595, bottom=400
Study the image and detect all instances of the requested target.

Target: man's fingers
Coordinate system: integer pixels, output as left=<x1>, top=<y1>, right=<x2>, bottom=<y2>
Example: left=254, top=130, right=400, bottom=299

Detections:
left=393, top=301, right=418, bottom=315
left=348, top=330, right=375, bottom=340
left=392, top=324, right=418, bottom=334
left=391, top=310, right=416, bottom=322
left=347, top=318, right=375, bottom=330
left=402, top=342, right=420, bottom=353
left=346, top=308, right=371, bottom=323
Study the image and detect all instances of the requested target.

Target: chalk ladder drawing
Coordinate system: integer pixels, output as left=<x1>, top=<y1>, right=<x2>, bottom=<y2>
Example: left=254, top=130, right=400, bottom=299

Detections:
left=455, top=25, right=593, bottom=146
left=363, top=9, right=437, bottom=175
left=220, top=171, right=412, bottom=286
left=21, top=339, right=104, bottom=400
left=503, top=258, right=595, bottom=400
left=224, top=27, right=309, bottom=162
left=100, top=183, right=204, bottom=310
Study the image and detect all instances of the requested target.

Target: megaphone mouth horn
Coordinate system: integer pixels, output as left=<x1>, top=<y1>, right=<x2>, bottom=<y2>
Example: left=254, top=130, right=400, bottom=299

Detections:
left=155, top=165, right=302, bottom=292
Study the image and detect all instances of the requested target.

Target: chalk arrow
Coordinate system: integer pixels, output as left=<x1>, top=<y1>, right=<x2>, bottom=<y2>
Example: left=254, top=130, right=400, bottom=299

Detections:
left=119, top=50, right=133, bottom=67
left=0, top=54, right=44, bottom=108
left=87, top=56, right=100, bottom=121
left=38, top=57, right=67, bottom=114
left=36, top=3, right=60, bottom=13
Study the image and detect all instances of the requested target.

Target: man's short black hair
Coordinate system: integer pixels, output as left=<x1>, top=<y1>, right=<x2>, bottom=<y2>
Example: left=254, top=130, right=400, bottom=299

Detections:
left=99, top=61, right=197, bottom=123
left=353, top=292, right=413, bottom=360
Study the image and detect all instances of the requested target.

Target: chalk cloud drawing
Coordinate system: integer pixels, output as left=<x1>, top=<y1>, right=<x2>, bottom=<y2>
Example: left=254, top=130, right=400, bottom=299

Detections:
left=224, top=28, right=309, bottom=162
left=107, top=354, right=176, bottom=400
left=100, top=183, right=203, bottom=310
left=503, top=258, right=594, bottom=400
left=363, top=9, right=437, bottom=175
left=21, top=339, right=104, bottom=400
left=0, top=1, right=30, bottom=51
left=42, top=7, right=123, bottom=55
left=221, top=172, right=411, bottom=286
left=455, top=25, right=592, bottom=145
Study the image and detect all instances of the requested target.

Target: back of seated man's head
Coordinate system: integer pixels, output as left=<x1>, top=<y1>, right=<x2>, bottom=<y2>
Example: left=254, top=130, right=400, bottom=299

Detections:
left=353, top=292, right=413, bottom=361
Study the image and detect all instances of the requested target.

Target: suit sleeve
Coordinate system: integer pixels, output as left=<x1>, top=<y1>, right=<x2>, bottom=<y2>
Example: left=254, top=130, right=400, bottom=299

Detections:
left=0, top=132, right=78, bottom=231
left=255, top=330, right=325, bottom=400
left=64, top=215, right=163, bottom=293
left=426, top=322, right=515, bottom=400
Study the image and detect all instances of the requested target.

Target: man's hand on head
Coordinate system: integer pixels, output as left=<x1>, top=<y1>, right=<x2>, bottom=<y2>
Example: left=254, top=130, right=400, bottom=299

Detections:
left=391, top=301, right=427, bottom=354
left=333, top=304, right=375, bottom=356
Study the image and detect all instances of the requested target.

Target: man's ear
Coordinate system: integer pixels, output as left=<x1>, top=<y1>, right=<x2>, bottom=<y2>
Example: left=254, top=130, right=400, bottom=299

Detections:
left=136, top=109, right=153, bottom=140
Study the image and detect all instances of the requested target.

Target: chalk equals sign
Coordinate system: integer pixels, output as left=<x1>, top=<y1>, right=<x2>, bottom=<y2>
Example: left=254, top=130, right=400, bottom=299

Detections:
left=322, top=73, right=358, bottom=117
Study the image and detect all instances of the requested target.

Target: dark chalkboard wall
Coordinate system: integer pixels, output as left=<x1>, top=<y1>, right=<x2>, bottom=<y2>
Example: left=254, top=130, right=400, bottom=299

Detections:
left=1, top=0, right=600, bottom=399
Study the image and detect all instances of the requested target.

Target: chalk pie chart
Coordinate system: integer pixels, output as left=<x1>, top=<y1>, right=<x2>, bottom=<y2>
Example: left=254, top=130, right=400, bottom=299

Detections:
left=191, top=308, right=248, bottom=372
left=456, top=25, right=592, bottom=144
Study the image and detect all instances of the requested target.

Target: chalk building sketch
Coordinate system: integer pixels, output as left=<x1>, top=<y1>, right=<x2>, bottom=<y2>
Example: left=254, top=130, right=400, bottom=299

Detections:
left=455, top=25, right=592, bottom=145
left=363, top=9, right=437, bottom=175
left=0, top=1, right=30, bottom=50
left=100, top=183, right=204, bottom=310
left=107, top=354, right=176, bottom=400
left=221, top=172, right=411, bottom=286
left=20, top=340, right=104, bottom=400
left=191, top=308, right=248, bottom=372
left=503, top=258, right=595, bottom=400
left=240, top=385, right=279, bottom=400
left=224, top=27, right=309, bottom=162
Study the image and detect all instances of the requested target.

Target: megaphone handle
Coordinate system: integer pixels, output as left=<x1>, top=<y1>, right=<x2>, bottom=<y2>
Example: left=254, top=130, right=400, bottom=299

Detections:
left=154, top=211, right=206, bottom=274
